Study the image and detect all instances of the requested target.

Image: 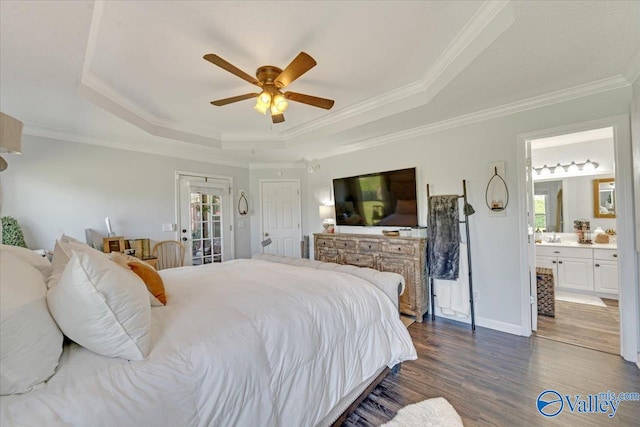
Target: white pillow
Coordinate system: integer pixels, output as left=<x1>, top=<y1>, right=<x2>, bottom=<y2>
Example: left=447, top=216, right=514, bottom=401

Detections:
left=0, top=244, right=52, bottom=279
left=47, top=251, right=151, bottom=360
left=47, top=239, right=107, bottom=289
left=0, top=252, right=63, bottom=395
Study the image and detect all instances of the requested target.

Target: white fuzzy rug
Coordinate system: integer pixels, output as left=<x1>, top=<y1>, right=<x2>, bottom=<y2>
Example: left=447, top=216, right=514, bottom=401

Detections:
left=380, top=397, right=463, bottom=427
left=555, top=291, right=606, bottom=307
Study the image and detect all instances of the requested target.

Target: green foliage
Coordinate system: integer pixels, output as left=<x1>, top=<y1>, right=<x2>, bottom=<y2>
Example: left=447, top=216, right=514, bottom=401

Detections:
left=1, top=216, right=27, bottom=248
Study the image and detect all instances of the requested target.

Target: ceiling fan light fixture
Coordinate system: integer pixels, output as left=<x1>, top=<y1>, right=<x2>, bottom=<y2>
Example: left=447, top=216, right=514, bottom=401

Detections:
left=272, top=94, right=288, bottom=113
left=254, top=98, right=269, bottom=114
left=258, top=90, right=272, bottom=105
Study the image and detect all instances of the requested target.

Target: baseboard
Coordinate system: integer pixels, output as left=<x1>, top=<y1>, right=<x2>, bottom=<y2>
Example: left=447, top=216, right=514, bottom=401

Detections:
left=475, top=316, right=524, bottom=336
left=432, top=309, right=524, bottom=336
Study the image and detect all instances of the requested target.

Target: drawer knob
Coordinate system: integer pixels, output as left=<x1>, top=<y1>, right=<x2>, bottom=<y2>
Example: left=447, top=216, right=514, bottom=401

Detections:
left=397, top=247, right=401, bottom=251
left=553, top=251, right=560, bottom=254
left=613, top=254, right=617, bottom=258
left=552, top=261, right=557, bottom=264
left=368, top=245, right=372, bottom=249
left=558, top=261, right=563, bottom=264
left=595, top=264, right=600, bottom=267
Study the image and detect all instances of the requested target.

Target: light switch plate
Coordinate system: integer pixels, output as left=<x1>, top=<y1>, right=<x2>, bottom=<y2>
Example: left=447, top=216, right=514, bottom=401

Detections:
left=162, top=223, right=176, bottom=232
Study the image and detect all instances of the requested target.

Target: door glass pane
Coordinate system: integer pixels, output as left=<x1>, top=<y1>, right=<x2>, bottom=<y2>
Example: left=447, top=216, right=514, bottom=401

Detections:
left=190, top=190, right=224, bottom=264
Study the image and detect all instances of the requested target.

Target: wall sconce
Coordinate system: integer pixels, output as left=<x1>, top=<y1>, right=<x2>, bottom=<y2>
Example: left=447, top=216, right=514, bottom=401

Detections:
left=533, top=159, right=598, bottom=176
left=319, top=205, right=335, bottom=233
left=0, top=112, right=23, bottom=172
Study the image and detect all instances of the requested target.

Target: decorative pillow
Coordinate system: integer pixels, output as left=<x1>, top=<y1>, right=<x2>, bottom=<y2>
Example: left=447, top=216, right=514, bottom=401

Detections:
left=0, top=244, right=52, bottom=279
left=128, top=261, right=167, bottom=305
left=47, top=251, right=151, bottom=360
left=0, top=252, right=63, bottom=395
left=47, top=240, right=107, bottom=289
left=395, top=199, right=418, bottom=215
left=109, top=253, right=165, bottom=307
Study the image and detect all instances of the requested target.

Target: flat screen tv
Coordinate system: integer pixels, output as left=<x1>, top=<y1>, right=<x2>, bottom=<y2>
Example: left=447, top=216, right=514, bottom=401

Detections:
left=333, top=167, right=418, bottom=227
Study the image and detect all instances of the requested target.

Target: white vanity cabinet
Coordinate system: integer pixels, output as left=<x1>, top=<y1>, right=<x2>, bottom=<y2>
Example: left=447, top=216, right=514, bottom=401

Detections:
left=593, top=249, right=619, bottom=294
left=536, top=246, right=593, bottom=292
left=535, top=244, right=618, bottom=297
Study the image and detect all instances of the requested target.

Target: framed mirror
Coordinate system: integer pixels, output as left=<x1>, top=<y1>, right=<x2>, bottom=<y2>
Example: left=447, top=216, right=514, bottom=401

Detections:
left=593, top=178, right=615, bottom=218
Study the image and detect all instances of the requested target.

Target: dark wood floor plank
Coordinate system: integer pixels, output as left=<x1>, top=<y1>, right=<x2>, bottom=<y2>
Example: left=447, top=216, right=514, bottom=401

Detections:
left=342, top=318, right=639, bottom=427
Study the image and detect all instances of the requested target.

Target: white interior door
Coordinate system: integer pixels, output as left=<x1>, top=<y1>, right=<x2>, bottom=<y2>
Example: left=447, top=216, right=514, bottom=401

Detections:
left=178, top=175, right=233, bottom=265
left=260, top=180, right=301, bottom=257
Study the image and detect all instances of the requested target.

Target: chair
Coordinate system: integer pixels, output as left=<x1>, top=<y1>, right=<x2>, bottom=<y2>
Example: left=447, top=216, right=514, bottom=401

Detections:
left=152, top=240, right=186, bottom=270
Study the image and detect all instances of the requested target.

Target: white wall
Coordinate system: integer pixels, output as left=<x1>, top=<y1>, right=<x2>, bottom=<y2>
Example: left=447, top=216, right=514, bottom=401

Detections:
left=563, top=174, right=617, bottom=232
left=306, top=86, right=635, bottom=335
left=1, top=135, right=252, bottom=258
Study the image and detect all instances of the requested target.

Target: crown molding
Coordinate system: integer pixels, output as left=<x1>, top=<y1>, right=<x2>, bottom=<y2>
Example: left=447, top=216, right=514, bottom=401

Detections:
left=22, top=125, right=249, bottom=168
left=314, top=75, right=631, bottom=159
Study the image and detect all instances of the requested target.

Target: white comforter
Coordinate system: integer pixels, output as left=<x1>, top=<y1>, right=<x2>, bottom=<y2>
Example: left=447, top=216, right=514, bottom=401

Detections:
left=0, top=259, right=416, bottom=427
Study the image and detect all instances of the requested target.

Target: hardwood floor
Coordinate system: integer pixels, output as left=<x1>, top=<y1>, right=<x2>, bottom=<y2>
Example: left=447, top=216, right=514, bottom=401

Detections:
left=343, top=318, right=639, bottom=426
left=535, top=298, right=619, bottom=354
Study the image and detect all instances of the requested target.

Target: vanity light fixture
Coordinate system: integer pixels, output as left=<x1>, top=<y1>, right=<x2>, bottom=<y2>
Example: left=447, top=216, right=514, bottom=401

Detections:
left=534, top=159, right=599, bottom=176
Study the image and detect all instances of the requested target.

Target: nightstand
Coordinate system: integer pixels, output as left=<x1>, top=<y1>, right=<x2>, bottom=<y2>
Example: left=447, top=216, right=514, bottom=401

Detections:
left=139, top=257, right=158, bottom=270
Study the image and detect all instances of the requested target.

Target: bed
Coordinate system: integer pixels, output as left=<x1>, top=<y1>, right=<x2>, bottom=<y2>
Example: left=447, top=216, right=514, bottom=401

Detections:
left=0, top=242, right=417, bottom=427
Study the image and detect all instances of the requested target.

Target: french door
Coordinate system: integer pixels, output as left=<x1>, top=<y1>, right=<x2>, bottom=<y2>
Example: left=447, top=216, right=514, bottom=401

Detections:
left=178, top=174, right=233, bottom=266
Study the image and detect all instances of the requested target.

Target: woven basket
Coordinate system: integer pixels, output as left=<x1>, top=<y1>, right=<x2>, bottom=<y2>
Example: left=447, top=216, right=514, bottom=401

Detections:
left=536, top=267, right=555, bottom=317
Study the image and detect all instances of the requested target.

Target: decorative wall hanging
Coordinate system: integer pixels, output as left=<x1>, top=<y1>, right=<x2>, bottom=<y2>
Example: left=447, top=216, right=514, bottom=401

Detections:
left=238, top=190, right=248, bottom=216
left=485, top=167, right=509, bottom=212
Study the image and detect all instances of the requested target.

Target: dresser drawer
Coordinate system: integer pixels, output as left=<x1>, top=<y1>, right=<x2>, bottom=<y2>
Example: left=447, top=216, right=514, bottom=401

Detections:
left=334, top=239, right=357, bottom=251
left=593, top=248, right=618, bottom=260
left=316, top=237, right=334, bottom=249
left=358, top=240, right=382, bottom=253
left=383, top=243, right=415, bottom=256
left=316, top=248, right=339, bottom=263
left=343, top=253, right=375, bottom=268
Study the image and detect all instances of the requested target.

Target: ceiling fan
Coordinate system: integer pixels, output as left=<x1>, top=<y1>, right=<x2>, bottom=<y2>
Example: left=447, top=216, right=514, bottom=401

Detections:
left=203, top=52, right=334, bottom=124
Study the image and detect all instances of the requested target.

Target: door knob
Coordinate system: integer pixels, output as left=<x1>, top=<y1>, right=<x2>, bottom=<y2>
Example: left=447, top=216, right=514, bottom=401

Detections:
left=264, top=232, right=269, bottom=237
left=181, top=237, right=188, bottom=242
left=182, top=229, right=187, bottom=233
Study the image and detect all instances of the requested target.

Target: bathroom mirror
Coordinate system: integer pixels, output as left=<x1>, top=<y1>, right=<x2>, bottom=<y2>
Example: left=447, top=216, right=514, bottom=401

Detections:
left=533, top=180, right=563, bottom=232
left=593, top=178, right=615, bottom=218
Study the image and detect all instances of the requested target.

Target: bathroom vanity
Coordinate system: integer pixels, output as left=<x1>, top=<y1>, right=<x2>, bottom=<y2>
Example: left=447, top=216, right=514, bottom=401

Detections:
left=535, top=242, right=618, bottom=297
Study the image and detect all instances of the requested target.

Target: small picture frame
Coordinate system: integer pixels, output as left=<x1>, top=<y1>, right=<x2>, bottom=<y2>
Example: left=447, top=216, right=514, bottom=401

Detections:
left=103, top=236, right=125, bottom=253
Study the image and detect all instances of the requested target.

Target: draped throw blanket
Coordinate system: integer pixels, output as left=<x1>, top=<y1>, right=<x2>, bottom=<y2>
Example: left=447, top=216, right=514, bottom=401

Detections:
left=427, top=195, right=460, bottom=280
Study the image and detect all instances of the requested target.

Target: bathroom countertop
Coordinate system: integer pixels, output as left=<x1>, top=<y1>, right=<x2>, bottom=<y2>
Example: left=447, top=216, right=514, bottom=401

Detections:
left=535, top=242, right=617, bottom=250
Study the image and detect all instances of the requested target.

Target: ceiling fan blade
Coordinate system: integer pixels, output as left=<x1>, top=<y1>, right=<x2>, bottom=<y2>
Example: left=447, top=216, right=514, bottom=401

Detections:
left=203, top=54, right=260, bottom=86
left=210, top=93, right=259, bottom=106
left=274, top=52, right=317, bottom=88
left=284, top=91, right=334, bottom=110
left=272, top=113, right=285, bottom=124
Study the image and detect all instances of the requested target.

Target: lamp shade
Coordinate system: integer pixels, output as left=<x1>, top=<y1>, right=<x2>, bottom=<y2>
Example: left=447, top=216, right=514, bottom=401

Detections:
left=319, top=205, right=334, bottom=220
left=0, top=113, right=23, bottom=154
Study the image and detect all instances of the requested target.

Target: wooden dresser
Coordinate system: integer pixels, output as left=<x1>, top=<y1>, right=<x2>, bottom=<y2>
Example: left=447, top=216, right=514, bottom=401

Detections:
left=314, top=233, right=428, bottom=322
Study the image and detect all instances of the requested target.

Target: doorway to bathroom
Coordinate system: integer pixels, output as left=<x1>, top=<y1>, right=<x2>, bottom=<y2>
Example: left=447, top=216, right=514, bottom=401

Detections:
left=517, top=115, right=639, bottom=362
left=528, top=127, right=620, bottom=354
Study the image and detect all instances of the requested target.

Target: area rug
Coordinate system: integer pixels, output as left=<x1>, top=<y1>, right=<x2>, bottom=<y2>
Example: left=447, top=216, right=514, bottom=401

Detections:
left=555, top=291, right=606, bottom=307
left=380, top=397, right=463, bottom=427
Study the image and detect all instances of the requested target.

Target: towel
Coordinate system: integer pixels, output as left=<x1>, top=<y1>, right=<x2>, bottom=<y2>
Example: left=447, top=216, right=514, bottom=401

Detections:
left=434, top=243, right=470, bottom=318
left=427, top=195, right=460, bottom=280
